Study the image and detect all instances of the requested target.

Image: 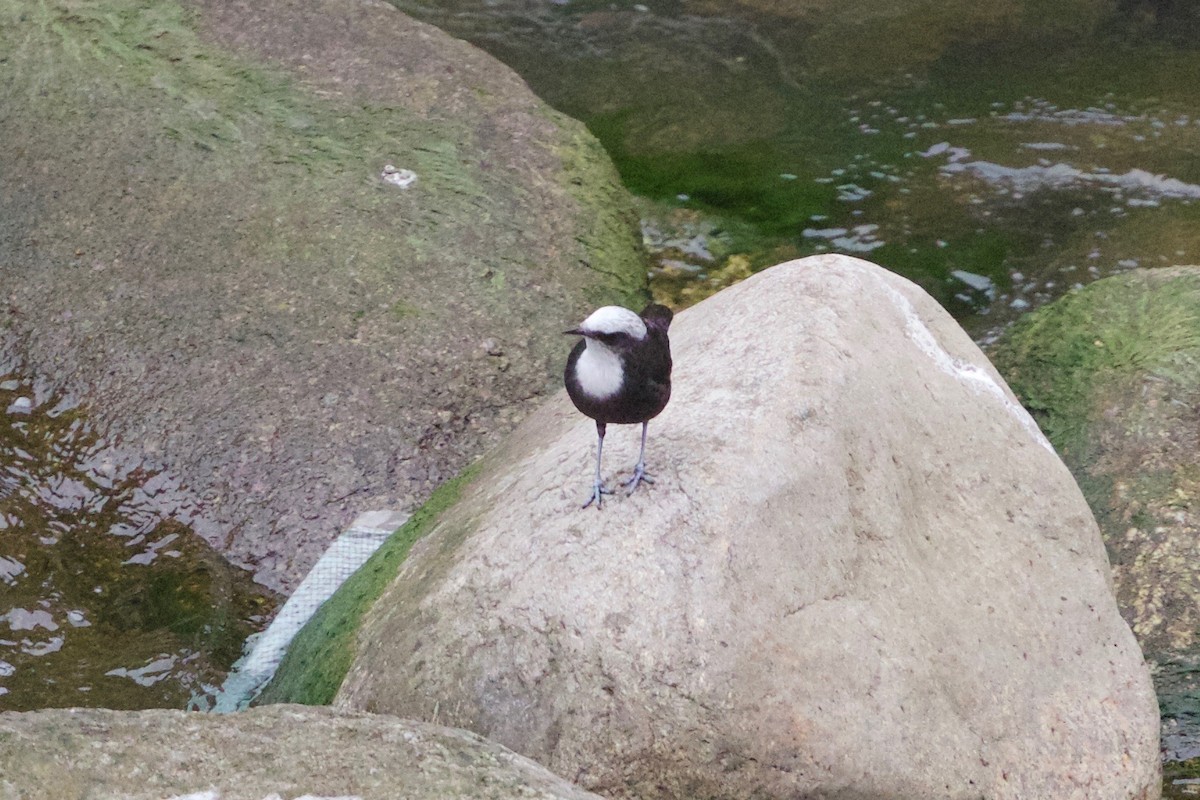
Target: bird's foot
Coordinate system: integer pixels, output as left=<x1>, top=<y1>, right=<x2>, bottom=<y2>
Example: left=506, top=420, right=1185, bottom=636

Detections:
left=624, top=462, right=655, bottom=495
left=582, top=481, right=614, bottom=510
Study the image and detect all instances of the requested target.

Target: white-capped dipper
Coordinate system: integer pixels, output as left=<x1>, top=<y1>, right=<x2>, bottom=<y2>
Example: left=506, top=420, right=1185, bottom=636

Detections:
left=564, top=303, right=673, bottom=509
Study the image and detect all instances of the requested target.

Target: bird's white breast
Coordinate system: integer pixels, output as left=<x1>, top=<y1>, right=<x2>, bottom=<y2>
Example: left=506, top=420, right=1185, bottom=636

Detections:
left=575, top=340, right=624, bottom=399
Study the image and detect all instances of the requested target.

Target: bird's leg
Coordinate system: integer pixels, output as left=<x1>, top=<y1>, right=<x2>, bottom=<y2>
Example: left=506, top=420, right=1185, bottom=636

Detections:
left=582, top=421, right=613, bottom=509
left=624, top=421, right=655, bottom=494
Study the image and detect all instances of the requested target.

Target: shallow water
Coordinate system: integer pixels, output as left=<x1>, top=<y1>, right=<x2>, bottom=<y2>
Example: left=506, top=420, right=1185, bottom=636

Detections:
left=388, top=0, right=1200, bottom=338
left=0, top=373, right=276, bottom=710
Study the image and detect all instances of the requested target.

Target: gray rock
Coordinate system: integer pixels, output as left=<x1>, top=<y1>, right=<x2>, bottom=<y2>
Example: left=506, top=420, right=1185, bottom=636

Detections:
left=0, top=0, right=645, bottom=593
left=0, top=705, right=606, bottom=800
left=332, top=254, right=1160, bottom=799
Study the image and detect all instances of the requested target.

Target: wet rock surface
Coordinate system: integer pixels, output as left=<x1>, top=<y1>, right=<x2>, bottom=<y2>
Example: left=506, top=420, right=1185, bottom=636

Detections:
left=324, top=255, right=1159, bottom=799
left=0, top=704, right=607, bottom=800
left=0, top=0, right=647, bottom=593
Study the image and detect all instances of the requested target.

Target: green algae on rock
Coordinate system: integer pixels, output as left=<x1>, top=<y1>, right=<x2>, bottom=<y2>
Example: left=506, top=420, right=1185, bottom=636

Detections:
left=991, top=268, right=1200, bottom=656
left=257, top=461, right=482, bottom=706
left=991, top=267, right=1200, bottom=782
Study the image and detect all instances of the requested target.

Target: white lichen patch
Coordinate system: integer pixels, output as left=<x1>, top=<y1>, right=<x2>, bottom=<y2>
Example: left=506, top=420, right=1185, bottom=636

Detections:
left=380, top=164, right=417, bottom=188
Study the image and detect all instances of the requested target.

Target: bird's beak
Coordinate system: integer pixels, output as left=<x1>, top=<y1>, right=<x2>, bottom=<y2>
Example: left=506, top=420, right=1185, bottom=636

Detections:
left=564, top=327, right=585, bottom=336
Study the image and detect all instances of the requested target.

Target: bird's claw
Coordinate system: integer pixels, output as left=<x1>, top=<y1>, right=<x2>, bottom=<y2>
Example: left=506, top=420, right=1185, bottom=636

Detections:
left=582, top=482, right=614, bottom=510
left=624, top=463, right=654, bottom=495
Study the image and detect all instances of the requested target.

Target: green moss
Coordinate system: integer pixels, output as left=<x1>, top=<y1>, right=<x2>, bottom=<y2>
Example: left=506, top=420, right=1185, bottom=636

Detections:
left=390, top=300, right=421, bottom=319
left=0, top=0, right=563, bottom=292
left=990, top=271, right=1200, bottom=462
left=548, top=115, right=652, bottom=309
left=11, top=1, right=363, bottom=171
left=0, top=0, right=475, bottom=282
left=591, top=121, right=836, bottom=238
left=256, top=462, right=482, bottom=706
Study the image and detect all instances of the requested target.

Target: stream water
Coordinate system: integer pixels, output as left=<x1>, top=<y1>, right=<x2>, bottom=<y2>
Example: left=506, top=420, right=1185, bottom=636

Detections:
left=0, top=373, right=276, bottom=710
left=388, top=0, right=1200, bottom=342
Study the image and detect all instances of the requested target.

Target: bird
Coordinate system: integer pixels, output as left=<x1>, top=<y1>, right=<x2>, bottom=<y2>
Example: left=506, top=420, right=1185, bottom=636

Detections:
left=564, top=303, right=673, bottom=509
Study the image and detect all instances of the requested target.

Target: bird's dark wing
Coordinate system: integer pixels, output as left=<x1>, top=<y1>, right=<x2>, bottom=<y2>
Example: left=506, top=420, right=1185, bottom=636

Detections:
left=623, top=326, right=672, bottom=421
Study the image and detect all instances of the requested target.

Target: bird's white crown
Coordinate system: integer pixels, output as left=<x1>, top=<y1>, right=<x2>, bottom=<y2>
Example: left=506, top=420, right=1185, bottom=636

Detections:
left=579, top=306, right=647, bottom=340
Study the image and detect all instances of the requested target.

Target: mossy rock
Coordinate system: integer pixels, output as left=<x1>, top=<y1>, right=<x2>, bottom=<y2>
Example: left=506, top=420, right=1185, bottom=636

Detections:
left=0, top=0, right=647, bottom=593
left=257, top=461, right=481, bottom=705
left=991, top=267, right=1200, bottom=658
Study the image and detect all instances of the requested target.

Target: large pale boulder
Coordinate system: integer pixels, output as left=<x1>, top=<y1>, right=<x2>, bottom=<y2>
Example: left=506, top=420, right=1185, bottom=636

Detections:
left=0, top=705, right=605, bottom=800
left=332, top=254, right=1160, bottom=799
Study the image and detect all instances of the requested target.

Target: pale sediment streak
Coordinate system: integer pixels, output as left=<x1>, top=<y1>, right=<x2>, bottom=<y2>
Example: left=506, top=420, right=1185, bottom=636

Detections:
left=880, top=281, right=1055, bottom=454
